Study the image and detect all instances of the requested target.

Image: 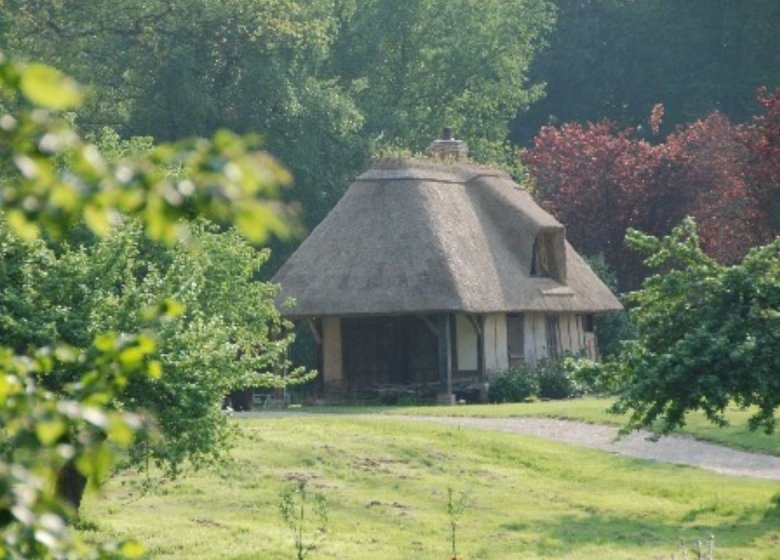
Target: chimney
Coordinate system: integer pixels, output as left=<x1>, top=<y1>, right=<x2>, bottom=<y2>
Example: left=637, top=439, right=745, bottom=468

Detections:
left=426, top=127, right=468, bottom=161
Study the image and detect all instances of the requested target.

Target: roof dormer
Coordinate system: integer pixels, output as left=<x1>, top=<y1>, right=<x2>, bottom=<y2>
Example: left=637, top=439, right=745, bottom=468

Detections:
left=531, top=227, right=567, bottom=284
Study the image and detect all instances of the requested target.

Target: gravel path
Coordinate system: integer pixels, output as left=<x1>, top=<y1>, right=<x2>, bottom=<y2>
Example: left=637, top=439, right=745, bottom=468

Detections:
left=396, top=415, right=780, bottom=481
left=238, top=411, right=780, bottom=480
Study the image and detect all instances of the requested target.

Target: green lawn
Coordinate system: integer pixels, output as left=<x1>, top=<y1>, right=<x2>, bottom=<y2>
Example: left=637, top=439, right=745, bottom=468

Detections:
left=83, top=416, right=780, bottom=559
left=293, top=398, right=780, bottom=456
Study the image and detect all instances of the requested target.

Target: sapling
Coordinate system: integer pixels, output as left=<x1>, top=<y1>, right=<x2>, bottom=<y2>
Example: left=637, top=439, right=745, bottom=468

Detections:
left=279, top=478, right=328, bottom=560
left=446, top=487, right=469, bottom=560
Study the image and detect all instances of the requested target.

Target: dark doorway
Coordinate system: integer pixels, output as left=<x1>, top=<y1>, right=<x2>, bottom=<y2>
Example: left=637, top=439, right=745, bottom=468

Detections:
left=341, top=316, right=438, bottom=393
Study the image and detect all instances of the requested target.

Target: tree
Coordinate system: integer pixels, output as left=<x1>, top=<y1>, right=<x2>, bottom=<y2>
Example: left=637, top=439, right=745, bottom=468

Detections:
left=513, top=0, right=780, bottom=144
left=523, top=97, right=774, bottom=290
left=1, top=219, right=311, bottom=506
left=1, top=0, right=557, bottom=238
left=0, top=54, right=296, bottom=557
left=329, top=0, right=555, bottom=163
left=609, top=218, right=780, bottom=435
left=1, top=0, right=369, bottom=234
left=741, top=87, right=780, bottom=240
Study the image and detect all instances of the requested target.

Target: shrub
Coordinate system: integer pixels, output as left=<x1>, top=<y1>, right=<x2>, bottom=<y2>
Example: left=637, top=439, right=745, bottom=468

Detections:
left=567, top=356, right=620, bottom=396
left=488, top=366, right=538, bottom=403
left=535, top=358, right=581, bottom=399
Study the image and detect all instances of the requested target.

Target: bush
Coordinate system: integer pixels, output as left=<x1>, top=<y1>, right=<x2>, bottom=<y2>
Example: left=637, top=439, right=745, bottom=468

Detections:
left=567, top=356, right=619, bottom=396
left=488, top=366, right=538, bottom=403
left=536, top=358, right=583, bottom=399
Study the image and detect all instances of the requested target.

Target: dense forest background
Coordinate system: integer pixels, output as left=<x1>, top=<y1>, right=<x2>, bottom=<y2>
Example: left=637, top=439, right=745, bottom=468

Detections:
left=2, top=0, right=779, bottom=283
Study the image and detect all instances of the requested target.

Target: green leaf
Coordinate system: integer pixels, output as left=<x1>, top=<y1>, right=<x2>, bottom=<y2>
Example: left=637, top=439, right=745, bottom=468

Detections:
left=94, top=333, right=117, bottom=353
left=83, top=204, right=112, bottom=237
left=20, top=63, right=83, bottom=110
left=35, top=418, right=66, bottom=446
left=0, top=375, right=9, bottom=402
left=119, top=541, right=146, bottom=558
left=118, top=345, right=145, bottom=367
left=147, top=360, right=163, bottom=380
left=6, top=210, right=41, bottom=241
left=161, top=299, right=185, bottom=319
left=76, top=441, right=113, bottom=487
left=106, top=415, right=135, bottom=446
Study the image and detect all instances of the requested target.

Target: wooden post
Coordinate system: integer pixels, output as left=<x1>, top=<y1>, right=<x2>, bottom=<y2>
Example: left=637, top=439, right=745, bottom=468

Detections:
left=322, top=317, right=343, bottom=398
left=476, top=315, right=486, bottom=382
left=437, top=313, right=453, bottom=402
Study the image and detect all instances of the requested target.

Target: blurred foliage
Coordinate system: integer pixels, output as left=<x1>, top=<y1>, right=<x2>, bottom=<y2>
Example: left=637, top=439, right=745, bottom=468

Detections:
left=0, top=54, right=298, bottom=557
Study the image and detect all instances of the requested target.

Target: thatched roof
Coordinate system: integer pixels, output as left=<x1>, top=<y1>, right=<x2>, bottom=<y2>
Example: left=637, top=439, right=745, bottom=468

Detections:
left=273, top=158, right=622, bottom=317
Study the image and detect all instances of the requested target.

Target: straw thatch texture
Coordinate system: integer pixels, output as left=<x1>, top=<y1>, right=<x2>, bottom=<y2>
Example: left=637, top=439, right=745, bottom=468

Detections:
left=274, top=159, right=622, bottom=317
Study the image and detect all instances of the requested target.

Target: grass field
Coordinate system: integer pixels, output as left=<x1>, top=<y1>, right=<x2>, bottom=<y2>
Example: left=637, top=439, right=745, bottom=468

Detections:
left=83, top=415, right=780, bottom=559
left=292, top=398, right=780, bottom=456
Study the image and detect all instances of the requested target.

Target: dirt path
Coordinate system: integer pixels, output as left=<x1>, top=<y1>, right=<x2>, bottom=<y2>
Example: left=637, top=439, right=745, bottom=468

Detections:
left=238, top=411, right=780, bottom=480
left=392, top=415, right=780, bottom=481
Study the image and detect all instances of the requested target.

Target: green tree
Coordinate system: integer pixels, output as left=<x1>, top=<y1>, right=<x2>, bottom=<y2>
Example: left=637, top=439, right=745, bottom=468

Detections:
left=0, top=54, right=296, bottom=557
left=609, top=218, right=780, bottom=434
left=2, top=0, right=556, bottom=234
left=1, top=0, right=368, bottom=232
left=515, top=0, right=780, bottom=144
left=1, top=219, right=310, bottom=501
left=330, top=0, right=555, bottom=162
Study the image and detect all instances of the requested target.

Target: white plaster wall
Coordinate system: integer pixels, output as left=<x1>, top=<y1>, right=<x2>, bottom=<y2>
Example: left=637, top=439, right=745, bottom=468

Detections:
left=484, top=313, right=508, bottom=372
left=560, top=314, right=576, bottom=354
left=524, top=313, right=538, bottom=367
left=455, top=314, right=478, bottom=371
left=322, top=317, right=342, bottom=382
left=525, top=313, right=588, bottom=365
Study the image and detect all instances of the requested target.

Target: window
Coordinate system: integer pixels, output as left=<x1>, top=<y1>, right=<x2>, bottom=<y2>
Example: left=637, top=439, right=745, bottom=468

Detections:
left=530, top=237, right=549, bottom=277
left=530, top=230, right=566, bottom=283
left=583, top=314, right=595, bottom=333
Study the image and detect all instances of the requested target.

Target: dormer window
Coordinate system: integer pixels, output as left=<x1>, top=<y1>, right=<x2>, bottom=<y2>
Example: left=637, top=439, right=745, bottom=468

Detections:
left=530, top=228, right=567, bottom=283
left=531, top=236, right=551, bottom=277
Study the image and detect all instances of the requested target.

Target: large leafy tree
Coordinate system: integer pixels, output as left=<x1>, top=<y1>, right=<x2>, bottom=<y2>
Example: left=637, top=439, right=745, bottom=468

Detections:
left=1, top=219, right=308, bottom=499
left=2, top=0, right=367, bottom=232
left=523, top=91, right=780, bottom=289
left=610, top=218, right=780, bottom=435
left=0, top=54, right=296, bottom=557
left=330, top=0, right=555, bottom=163
left=1, top=0, right=557, bottom=235
left=514, top=0, right=780, bottom=144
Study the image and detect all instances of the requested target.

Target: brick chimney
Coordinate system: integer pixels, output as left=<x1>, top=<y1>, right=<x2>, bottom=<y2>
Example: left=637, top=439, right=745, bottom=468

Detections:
left=426, top=127, right=468, bottom=161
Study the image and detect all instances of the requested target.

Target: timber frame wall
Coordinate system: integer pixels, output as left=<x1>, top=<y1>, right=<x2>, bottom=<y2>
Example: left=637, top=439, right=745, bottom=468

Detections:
left=316, top=311, right=597, bottom=400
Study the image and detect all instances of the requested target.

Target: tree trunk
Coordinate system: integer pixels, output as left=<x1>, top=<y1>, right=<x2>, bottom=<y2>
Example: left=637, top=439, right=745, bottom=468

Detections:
left=55, top=460, right=88, bottom=513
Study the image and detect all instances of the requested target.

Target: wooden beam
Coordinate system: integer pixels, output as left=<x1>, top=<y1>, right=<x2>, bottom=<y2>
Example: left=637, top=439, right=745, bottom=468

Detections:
left=466, top=314, right=482, bottom=336
left=476, top=315, right=486, bottom=381
left=307, top=318, right=322, bottom=345
left=437, top=314, right=453, bottom=398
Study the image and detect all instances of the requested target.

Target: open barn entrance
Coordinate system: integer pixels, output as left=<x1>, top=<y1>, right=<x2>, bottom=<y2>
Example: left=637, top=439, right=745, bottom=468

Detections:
left=341, top=316, right=438, bottom=401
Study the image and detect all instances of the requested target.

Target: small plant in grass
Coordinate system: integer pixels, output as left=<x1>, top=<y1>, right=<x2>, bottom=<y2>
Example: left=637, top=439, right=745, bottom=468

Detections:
left=279, top=478, right=328, bottom=560
left=446, top=487, right=469, bottom=560
left=671, top=534, right=715, bottom=560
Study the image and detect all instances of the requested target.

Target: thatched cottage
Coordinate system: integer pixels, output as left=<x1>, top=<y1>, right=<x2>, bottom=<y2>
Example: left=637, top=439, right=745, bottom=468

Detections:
left=273, top=133, right=622, bottom=402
